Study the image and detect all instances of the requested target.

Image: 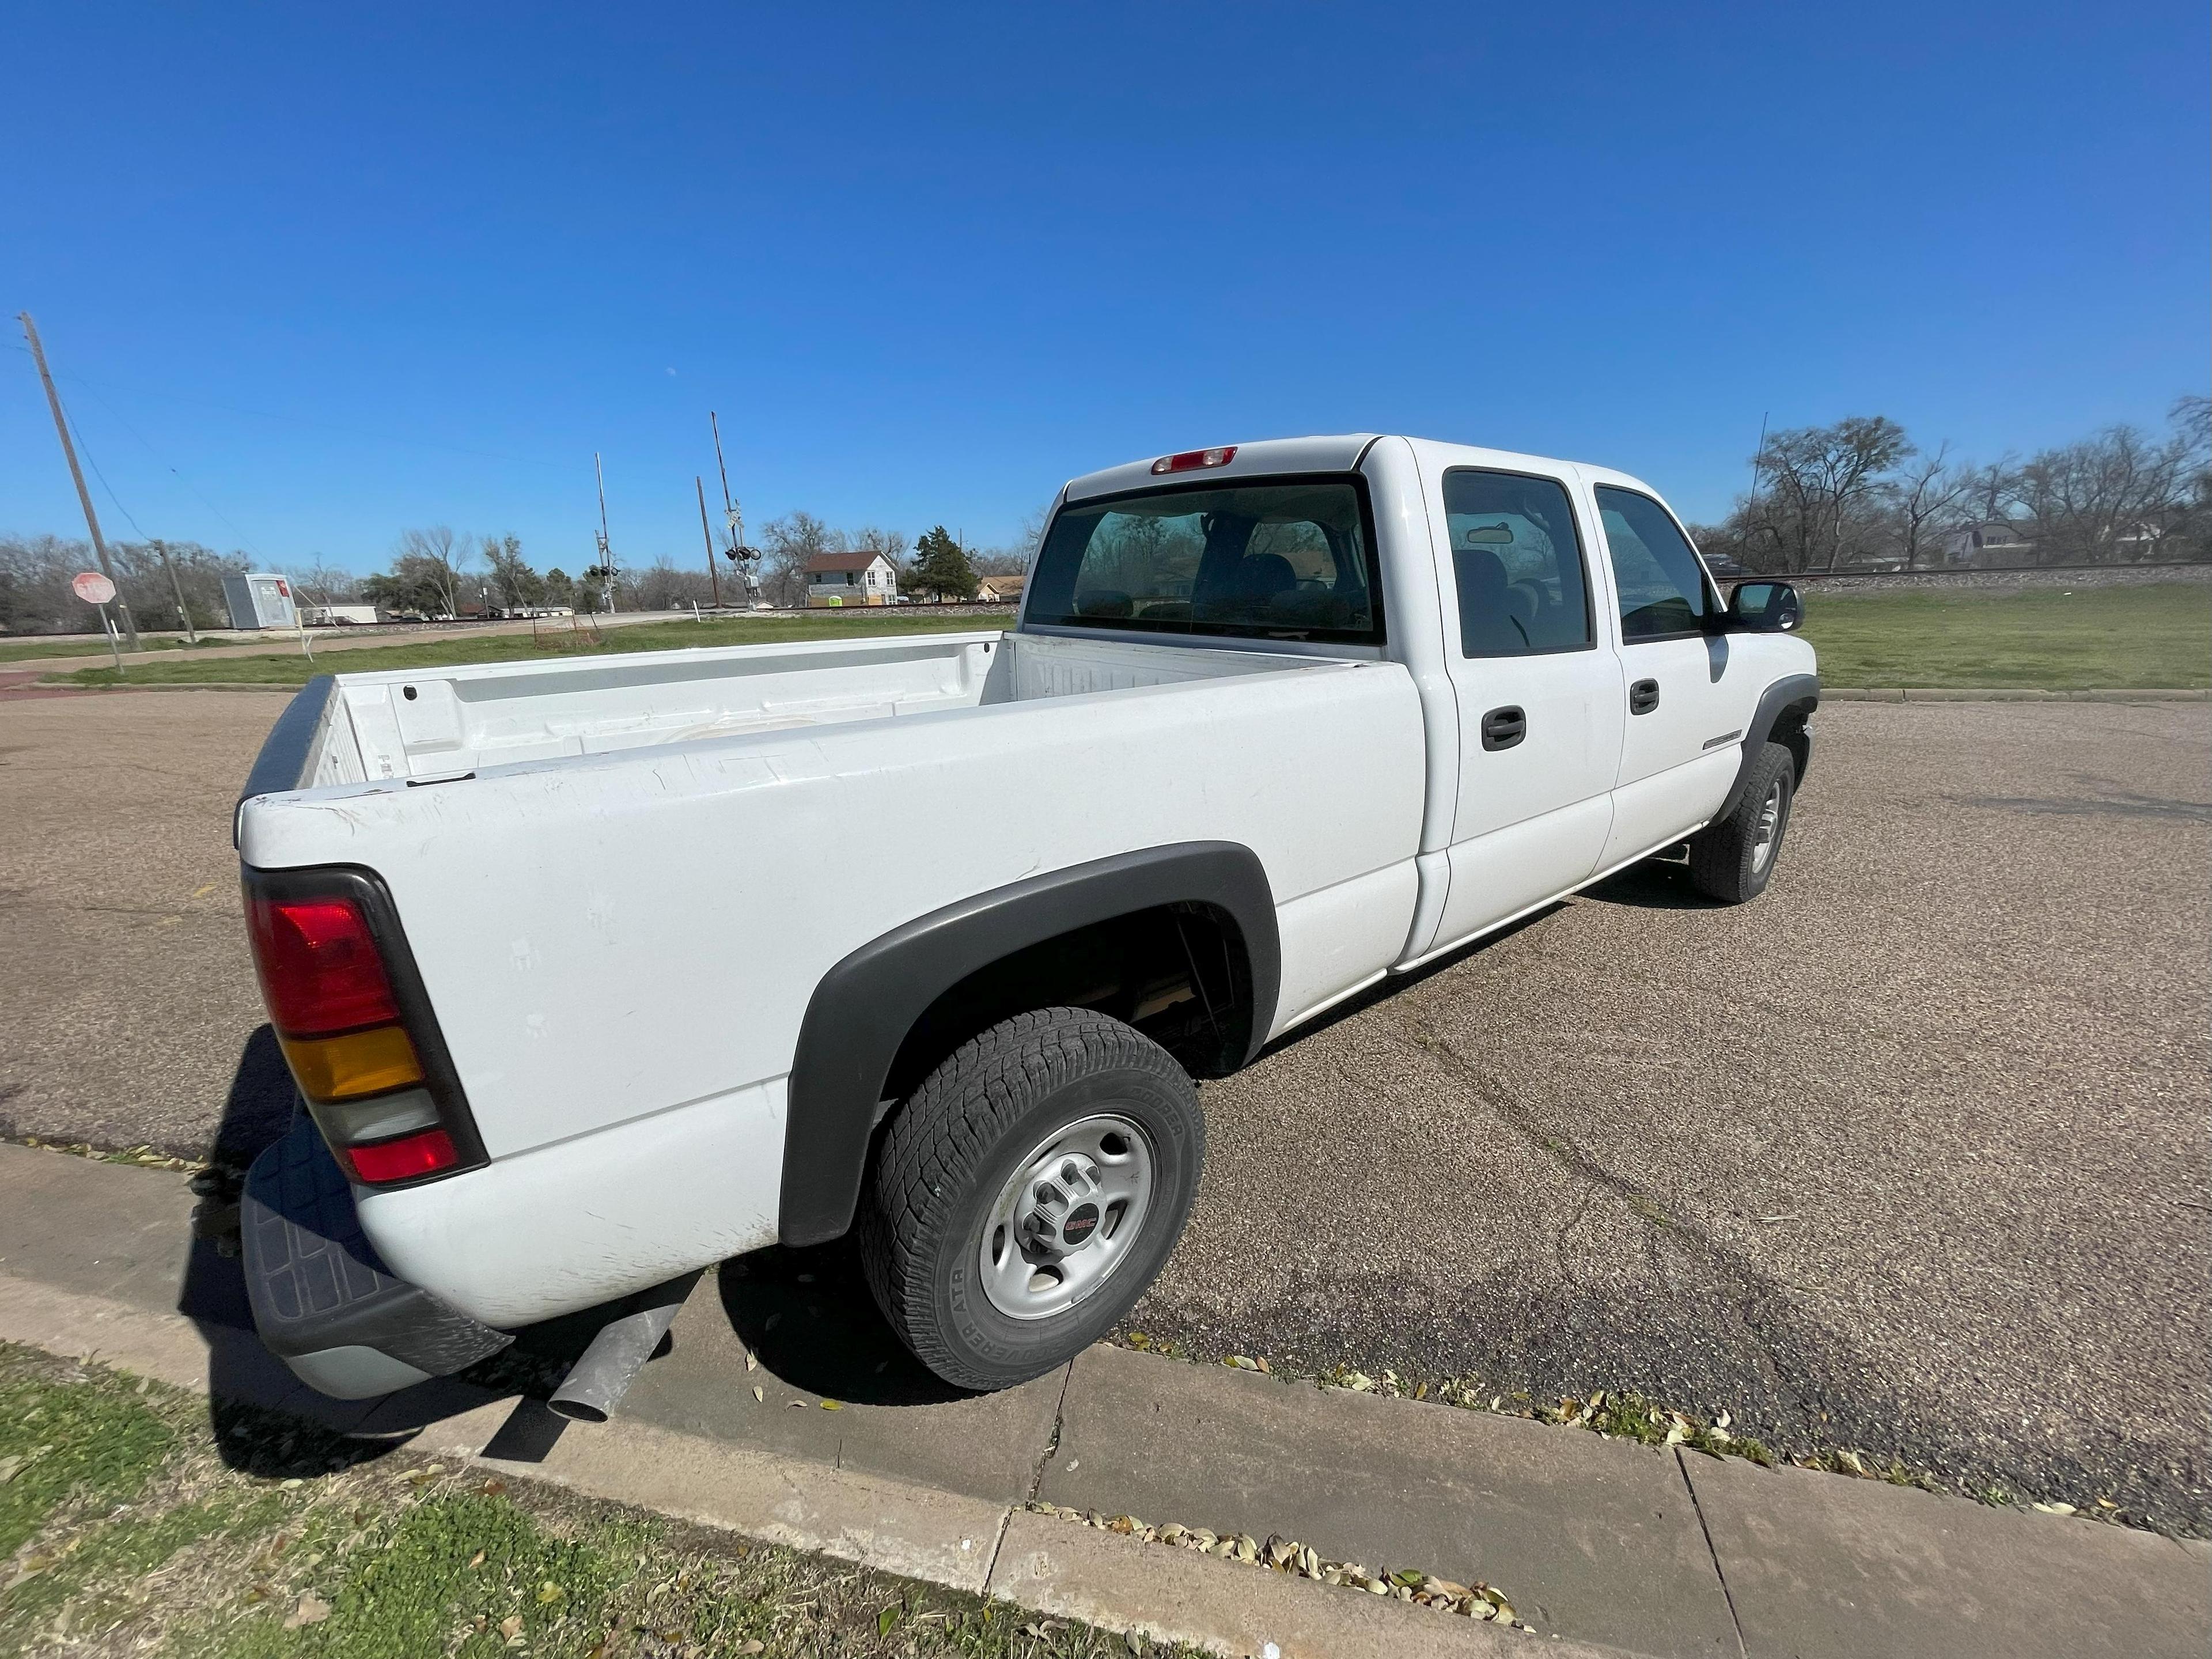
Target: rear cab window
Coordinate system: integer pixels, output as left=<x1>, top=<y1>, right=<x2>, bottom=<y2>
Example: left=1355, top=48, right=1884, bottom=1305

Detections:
left=1027, top=475, right=1385, bottom=645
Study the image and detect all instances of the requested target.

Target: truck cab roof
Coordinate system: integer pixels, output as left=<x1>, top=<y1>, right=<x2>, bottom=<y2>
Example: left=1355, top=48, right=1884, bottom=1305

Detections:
left=1062, top=434, right=1662, bottom=505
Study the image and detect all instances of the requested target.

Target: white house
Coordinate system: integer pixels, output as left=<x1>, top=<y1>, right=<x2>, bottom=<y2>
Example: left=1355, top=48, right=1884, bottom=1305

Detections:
left=804, top=551, right=899, bottom=607
left=977, top=572, right=1027, bottom=604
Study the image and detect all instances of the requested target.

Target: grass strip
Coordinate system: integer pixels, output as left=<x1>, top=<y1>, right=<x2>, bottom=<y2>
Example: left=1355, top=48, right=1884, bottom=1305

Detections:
left=46, top=584, right=2212, bottom=692
left=1795, top=581, right=2211, bottom=689
left=0, top=1343, right=1195, bottom=1658
left=54, top=612, right=1002, bottom=688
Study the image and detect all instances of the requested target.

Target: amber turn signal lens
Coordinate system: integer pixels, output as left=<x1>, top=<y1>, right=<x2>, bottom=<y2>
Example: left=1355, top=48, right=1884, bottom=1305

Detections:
left=279, top=1024, right=424, bottom=1101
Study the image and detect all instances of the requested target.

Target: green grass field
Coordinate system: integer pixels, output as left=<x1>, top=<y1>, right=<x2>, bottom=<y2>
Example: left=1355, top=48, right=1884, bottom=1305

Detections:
left=57, top=611, right=1003, bottom=687
left=1794, top=581, right=2210, bottom=689
left=43, top=582, right=2212, bottom=691
left=0, top=1343, right=1186, bottom=1658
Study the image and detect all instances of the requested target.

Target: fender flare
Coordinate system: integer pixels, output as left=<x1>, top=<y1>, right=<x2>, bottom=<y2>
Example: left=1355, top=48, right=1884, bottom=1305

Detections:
left=779, top=842, right=1279, bottom=1247
left=1717, top=673, right=1820, bottom=821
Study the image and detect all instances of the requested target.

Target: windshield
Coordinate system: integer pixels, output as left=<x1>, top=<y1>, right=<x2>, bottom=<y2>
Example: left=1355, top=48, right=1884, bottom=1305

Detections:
left=1026, top=476, right=1384, bottom=644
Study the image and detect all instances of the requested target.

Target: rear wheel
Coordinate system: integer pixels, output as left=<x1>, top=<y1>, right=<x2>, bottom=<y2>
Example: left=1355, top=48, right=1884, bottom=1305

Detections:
left=859, top=1006, right=1203, bottom=1391
left=1688, top=740, right=1796, bottom=903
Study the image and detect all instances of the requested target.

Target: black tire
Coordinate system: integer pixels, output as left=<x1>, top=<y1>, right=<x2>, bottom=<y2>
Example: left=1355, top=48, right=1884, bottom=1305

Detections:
left=859, top=1007, right=1203, bottom=1392
left=1689, top=740, right=1796, bottom=903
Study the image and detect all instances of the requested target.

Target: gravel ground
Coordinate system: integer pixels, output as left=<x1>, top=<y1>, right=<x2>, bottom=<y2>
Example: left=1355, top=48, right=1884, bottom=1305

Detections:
left=1143, top=698, right=2211, bottom=1533
left=1, top=688, right=2205, bottom=1531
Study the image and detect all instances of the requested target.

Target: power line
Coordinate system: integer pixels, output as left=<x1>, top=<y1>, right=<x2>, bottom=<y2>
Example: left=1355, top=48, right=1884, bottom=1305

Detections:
left=3, top=340, right=566, bottom=471
left=60, top=405, right=154, bottom=542
left=62, top=369, right=268, bottom=560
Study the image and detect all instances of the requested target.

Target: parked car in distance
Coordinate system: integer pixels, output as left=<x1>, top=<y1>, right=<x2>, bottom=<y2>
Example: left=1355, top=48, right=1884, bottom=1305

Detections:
left=231, top=434, right=1816, bottom=1410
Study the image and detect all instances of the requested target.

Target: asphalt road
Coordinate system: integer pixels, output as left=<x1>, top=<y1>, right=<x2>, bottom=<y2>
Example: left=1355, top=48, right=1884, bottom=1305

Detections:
left=1, top=687, right=2204, bottom=1532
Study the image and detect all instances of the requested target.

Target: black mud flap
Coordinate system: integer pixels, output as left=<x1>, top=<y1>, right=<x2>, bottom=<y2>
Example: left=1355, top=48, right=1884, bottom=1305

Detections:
left=241, top=1112, right=512, bottom=1399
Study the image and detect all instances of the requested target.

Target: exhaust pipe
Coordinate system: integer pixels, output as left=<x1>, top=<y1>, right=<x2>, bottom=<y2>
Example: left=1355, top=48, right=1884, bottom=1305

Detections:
left=547, top=1272, right=698, bottom=1423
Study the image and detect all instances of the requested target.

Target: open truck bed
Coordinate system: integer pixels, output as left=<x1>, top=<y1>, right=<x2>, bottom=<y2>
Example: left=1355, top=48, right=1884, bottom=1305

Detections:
left=237, top=625, right=1426, bottom=1329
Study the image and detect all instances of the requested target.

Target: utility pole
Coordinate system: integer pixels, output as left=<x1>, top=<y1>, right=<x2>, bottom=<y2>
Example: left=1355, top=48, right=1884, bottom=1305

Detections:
left=710, top=411, right=757, bottom=605
left=19, top=312, right=139, bottom=648
left=695, top=476, right=723, bottom=609
left=149, top=539, right=198, bottom=643
left=593, top=452, right=616, bottom=613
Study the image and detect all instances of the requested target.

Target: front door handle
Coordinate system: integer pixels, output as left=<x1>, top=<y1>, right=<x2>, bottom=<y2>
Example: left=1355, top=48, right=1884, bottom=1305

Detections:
left=1628, top=678, right=1660, bottom=715
left=1480, top=706, right=1527, bottom=751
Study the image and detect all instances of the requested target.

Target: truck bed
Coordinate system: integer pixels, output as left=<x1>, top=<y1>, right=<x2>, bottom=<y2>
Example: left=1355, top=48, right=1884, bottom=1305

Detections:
left=283, top=630, right=1312, bottom=786
left=236, top=626, right=1426, bottom=1326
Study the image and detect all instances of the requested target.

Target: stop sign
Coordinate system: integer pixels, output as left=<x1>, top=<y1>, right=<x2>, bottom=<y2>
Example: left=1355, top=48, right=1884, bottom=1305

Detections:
left=71, top=571, right=117, bottom=605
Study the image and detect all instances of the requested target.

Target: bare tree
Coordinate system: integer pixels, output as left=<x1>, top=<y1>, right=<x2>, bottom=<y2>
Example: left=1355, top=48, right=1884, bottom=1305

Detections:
left=392, top=527, right=472, bottom=616
left=971, top=502, right=1052, bottom=577
left=1885, top=442, right=1975, bottom=570
left=2008, top=423, right=2198, bottom=563
left=1744, top=416, right=1912, bottom=571
left=759, top=511, right=837, bottom=608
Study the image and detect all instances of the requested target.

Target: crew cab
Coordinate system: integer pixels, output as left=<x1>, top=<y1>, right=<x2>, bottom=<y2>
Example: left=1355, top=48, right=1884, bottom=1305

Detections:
left=233, top=435, right=1816, bottom=1406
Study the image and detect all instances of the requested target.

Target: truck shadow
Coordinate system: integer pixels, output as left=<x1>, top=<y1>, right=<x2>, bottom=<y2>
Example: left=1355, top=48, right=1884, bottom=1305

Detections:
left=714, top=1240, right=976, bottom=1407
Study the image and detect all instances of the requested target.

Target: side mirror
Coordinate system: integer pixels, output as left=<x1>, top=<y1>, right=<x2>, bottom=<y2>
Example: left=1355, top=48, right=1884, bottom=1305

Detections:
left=1728, top=581, right=1802, bottom=632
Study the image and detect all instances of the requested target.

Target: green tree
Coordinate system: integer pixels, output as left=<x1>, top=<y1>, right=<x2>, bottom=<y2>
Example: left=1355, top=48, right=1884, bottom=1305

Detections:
left=482, top=533, right=544, bottom=610
left=907, top=525, right=978, bottom=601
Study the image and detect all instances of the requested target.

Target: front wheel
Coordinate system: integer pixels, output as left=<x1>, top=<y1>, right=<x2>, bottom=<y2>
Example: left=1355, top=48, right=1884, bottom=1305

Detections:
left=1688, top=740, right=1796, bottom=903
left=858, top=1007, right=1204, bottom=1391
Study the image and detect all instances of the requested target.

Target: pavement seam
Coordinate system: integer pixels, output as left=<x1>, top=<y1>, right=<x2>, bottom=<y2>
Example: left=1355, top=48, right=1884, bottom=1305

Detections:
left=987, top=1356, right=1077, bottom=1590
left=1675, top=1447, right=1749, bottom=1659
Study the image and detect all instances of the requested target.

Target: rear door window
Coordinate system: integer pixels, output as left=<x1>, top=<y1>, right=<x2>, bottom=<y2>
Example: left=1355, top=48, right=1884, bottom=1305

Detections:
left=1027, top=477, right=1383, bottom=644
left=1442, top=469, right=1594, bottom=657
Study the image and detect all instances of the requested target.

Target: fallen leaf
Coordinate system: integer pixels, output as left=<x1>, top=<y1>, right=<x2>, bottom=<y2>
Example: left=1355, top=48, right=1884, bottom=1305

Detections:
left=499, top=1614, right=525, bottom=1640
left=537, top=1581, right=565, bottom=1603
left=2032, top=1501, right=2077, bottom=1516
left=468, top=1550, right=486, bottom=1569
left=283, top=1594, right=331, bottom=1629
left=752, top=1385, right=764, bottom=1403
left=744, top=1353, right=757, bottom=1372
left=821, top=1399, right=843, bottom=1411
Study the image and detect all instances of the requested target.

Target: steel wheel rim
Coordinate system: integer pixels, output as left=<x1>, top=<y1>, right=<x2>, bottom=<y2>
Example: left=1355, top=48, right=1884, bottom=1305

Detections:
left=1751, top=783, right=1783, bottom=873
left=978, top=1113, right=1156, bottom=1321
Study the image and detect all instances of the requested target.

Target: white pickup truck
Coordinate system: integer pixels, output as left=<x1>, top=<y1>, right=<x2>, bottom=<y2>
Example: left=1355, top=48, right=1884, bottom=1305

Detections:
left=233, top=434, right=1816, bottom=1410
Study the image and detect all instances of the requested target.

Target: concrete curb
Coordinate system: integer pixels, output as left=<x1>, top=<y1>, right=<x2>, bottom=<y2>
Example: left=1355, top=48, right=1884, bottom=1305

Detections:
left=1822, top=686, right=2209, bottom=701
left=0, top=1270, right=1606, bottom=1659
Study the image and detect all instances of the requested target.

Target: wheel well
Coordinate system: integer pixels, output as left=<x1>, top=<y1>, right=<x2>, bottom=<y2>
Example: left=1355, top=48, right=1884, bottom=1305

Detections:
left=1773, top=705, right=1813, bottom=784
left=880, top=902, right=1255, bottom=1104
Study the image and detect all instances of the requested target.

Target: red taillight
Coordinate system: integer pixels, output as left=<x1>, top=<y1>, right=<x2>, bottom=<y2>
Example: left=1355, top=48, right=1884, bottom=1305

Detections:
left=1151, top=446, right=1237, bottom=475
left=247, top=893, right=400, bottom=1037
left=343, top=1127, right=459, bottom=1184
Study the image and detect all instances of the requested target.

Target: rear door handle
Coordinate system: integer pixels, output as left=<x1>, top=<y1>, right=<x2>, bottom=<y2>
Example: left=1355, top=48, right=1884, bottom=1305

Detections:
left=1628, top=679, right=1660, bottom=715
left=1480, top=706, right=1527, bottom=751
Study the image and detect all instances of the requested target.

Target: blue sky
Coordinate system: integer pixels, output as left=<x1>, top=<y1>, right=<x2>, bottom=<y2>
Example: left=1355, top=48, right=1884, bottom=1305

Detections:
left=3, top=2, right=2205, bottom=574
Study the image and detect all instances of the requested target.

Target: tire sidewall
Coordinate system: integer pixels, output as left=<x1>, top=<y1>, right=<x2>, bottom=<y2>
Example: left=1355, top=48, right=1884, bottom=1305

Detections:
left=1737, top=756, right=1794, bottom=898
left=922, top=1055, right=1199, bottom=1387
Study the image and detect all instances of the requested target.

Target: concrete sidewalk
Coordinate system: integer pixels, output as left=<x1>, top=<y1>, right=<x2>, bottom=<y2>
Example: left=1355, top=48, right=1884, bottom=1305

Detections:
left=0, top=1142, right=2202, bottom=1659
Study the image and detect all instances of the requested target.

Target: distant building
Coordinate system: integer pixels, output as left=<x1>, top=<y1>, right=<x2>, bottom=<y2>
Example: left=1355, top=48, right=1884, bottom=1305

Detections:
left=1939, top=521, right=2035, bottom=567
left=300, top=603, right=381, bottom=627
left=977, top=572, right=1027, bottom=604
left=804, top=551, right=899, bottom=607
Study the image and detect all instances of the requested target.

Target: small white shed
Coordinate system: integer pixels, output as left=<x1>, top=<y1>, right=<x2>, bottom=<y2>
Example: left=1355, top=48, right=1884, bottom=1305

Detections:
left=222, top=573, right=301, bottom=630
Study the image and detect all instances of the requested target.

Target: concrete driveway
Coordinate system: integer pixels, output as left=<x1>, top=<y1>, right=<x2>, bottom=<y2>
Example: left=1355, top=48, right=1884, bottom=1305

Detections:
left=0, top=687, right=2203, bottom=1532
